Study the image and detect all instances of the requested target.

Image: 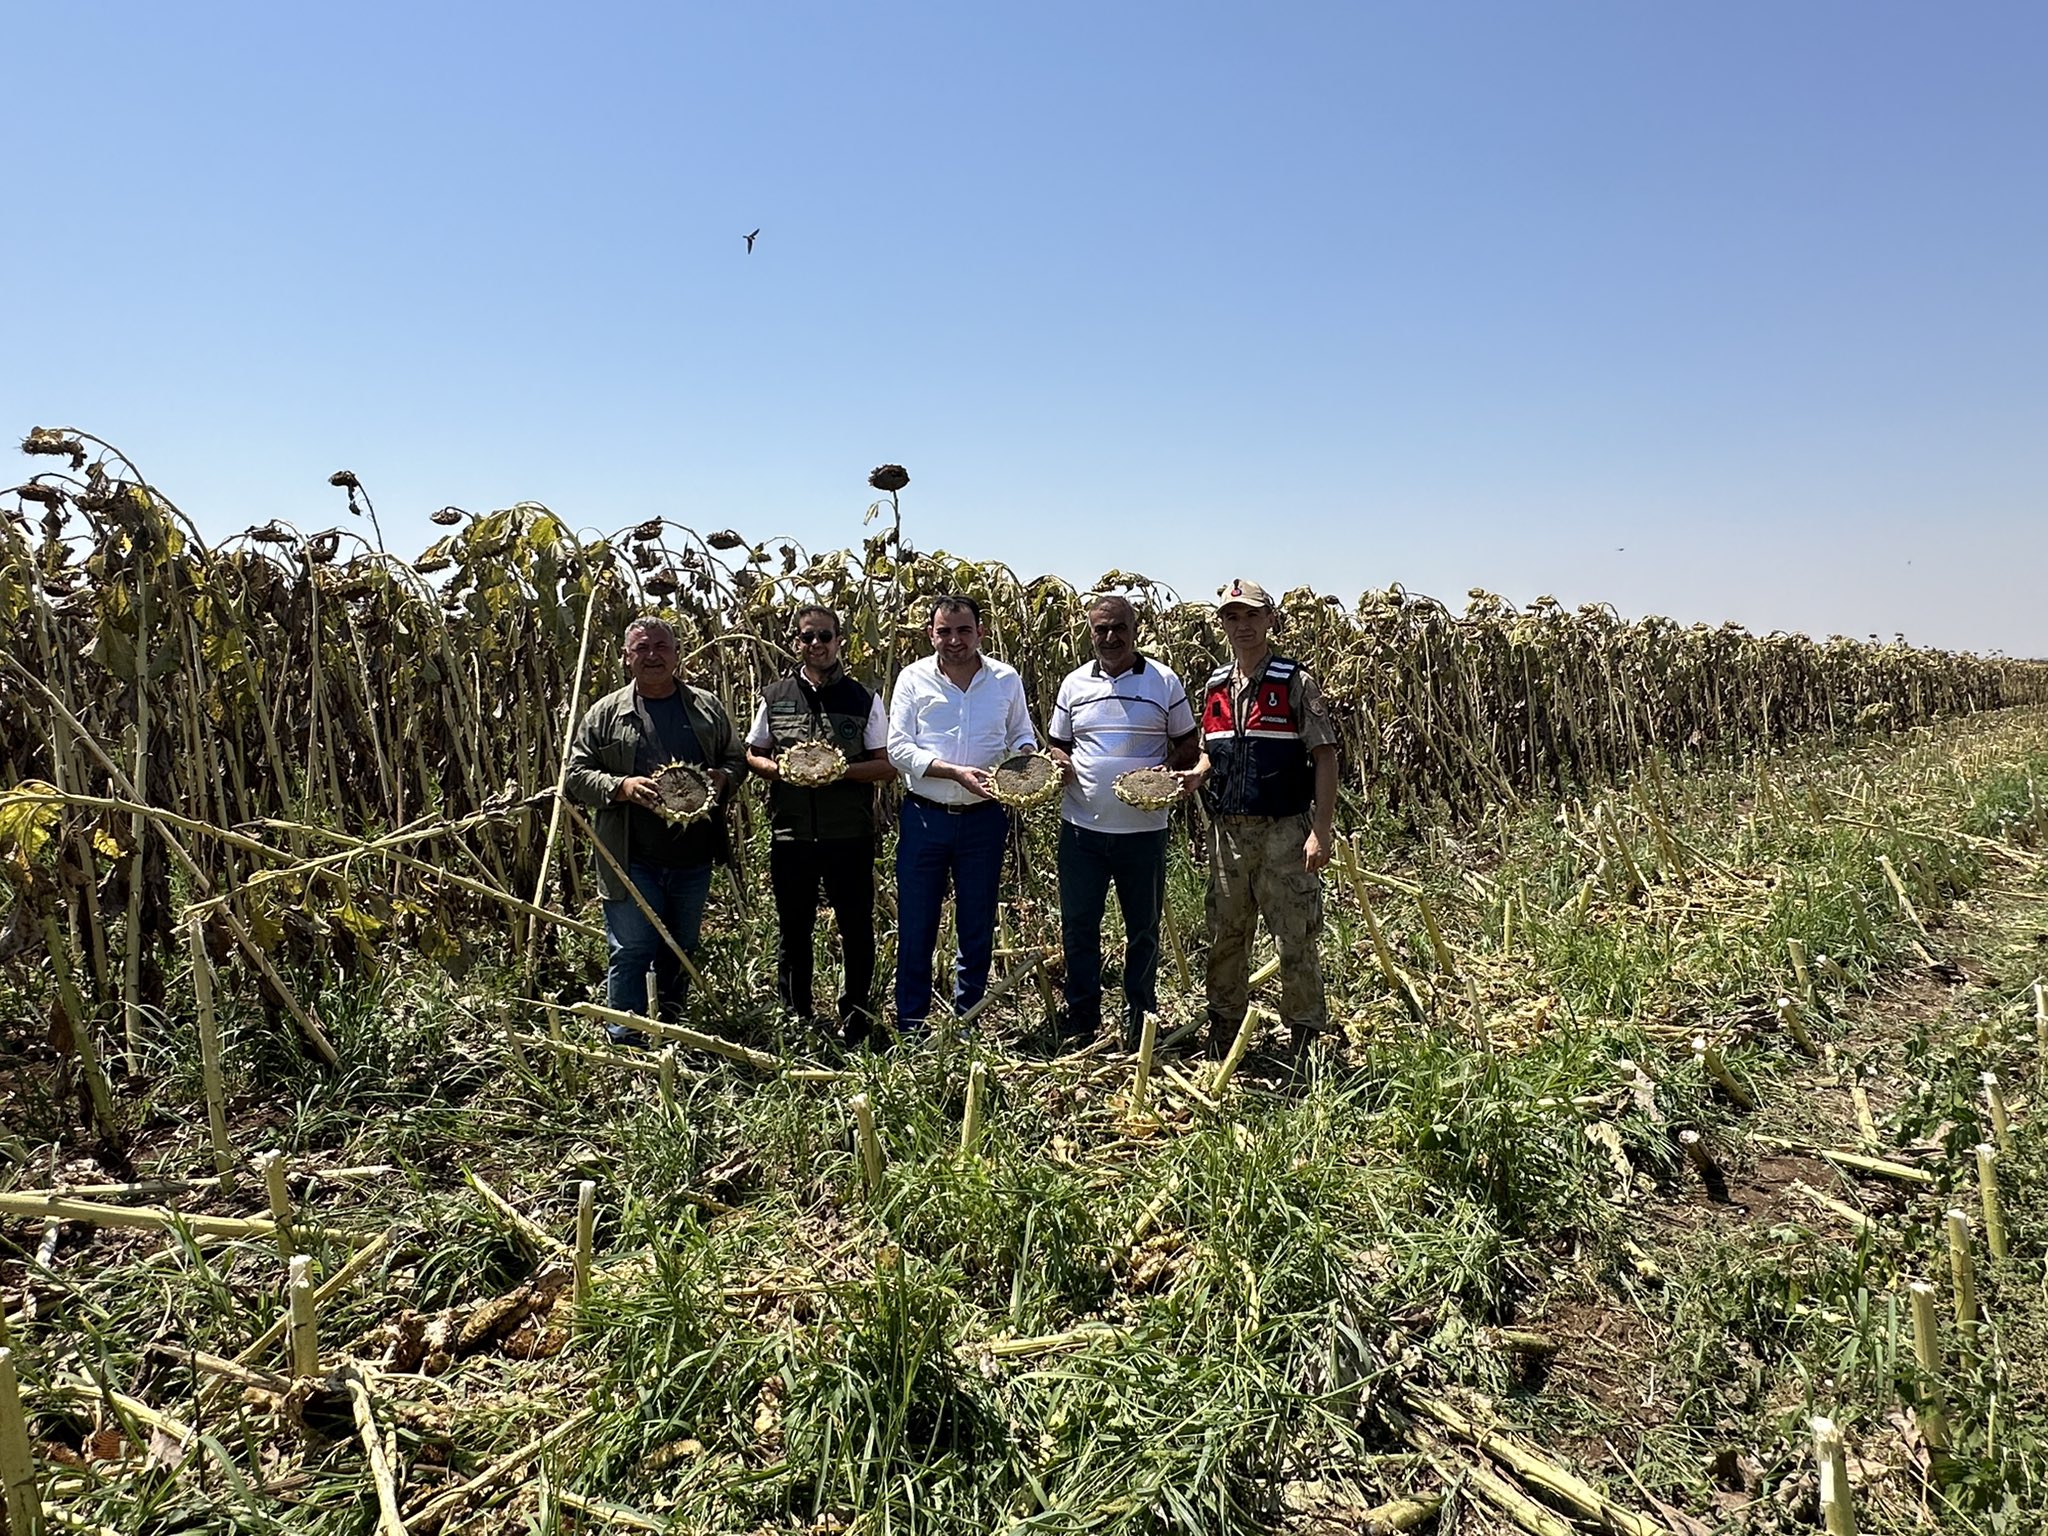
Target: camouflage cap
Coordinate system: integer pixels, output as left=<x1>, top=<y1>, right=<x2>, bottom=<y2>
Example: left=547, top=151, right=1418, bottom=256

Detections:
left=1215, top=578, right=1275, bottom=611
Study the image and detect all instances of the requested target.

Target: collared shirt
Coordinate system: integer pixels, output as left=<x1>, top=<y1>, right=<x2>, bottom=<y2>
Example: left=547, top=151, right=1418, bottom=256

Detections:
left=1216, top=656, right=1338, bottom=753
left=887, top=653, right=1038, bottom=805
left=1049, top=654, right=1196, bottom=834
left=1198, top=652, right=1338, bottom=818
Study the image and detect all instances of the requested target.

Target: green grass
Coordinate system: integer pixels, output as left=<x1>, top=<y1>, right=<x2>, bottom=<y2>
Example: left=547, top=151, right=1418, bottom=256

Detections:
left=9, top=710, right=2048, bottom=1531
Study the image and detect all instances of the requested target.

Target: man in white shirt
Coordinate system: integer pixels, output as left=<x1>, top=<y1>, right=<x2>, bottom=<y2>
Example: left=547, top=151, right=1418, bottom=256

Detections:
left=886, top=594, right=1040, bottom=1033
left=1045, top=594, right=1200, bottom=1048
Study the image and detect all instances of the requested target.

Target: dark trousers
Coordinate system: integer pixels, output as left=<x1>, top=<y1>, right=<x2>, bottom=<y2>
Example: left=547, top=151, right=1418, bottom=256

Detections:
left=1058, top=821, right=1169, bottom=1030
left=894, top=795, right=1007, bottom=1025
left=769, top=836, right=877, bottom=1029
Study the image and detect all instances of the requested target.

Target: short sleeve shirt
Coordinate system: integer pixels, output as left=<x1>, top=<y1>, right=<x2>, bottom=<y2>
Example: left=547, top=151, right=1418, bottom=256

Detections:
left=746, top=693, right=887, bottom=754
left=1049, top=655, right=1197, bottom=834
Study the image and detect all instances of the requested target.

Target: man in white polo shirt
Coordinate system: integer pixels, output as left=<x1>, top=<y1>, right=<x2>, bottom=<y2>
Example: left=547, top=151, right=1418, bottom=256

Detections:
left=1045, top=594, right=1200, bottom=1049
left=886, top=593, right=1040, bottom=1035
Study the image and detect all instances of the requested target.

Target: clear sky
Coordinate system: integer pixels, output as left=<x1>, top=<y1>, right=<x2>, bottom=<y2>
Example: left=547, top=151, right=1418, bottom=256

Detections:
left=6, top=4, right=2044, bottom=653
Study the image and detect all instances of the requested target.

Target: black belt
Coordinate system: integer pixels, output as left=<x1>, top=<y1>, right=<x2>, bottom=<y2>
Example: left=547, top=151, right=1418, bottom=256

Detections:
left=909, top=793, right=1002, bottom=815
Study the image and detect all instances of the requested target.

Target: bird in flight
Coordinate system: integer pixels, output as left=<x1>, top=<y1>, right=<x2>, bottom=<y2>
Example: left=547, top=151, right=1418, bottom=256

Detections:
left=744, top=229, right=761, bottom=253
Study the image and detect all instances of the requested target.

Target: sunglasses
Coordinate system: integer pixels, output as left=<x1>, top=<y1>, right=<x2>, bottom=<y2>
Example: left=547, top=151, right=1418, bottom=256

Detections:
left=797, top=631, right=836, bottom=644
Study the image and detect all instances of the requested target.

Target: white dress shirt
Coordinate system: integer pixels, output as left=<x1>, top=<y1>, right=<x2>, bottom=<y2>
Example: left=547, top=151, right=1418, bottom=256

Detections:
left=887, top=654, right=1039, bottom=805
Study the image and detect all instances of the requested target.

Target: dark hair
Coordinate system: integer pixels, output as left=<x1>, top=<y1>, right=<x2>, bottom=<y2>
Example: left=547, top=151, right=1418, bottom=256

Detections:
left=928, top=593, right=982, bottom=627
left=791, top=603, right=840, bottom=637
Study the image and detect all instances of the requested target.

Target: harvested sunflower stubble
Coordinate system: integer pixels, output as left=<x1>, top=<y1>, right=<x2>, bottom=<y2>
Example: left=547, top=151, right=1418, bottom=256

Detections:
left=988, top=751, right=1061, bottom=810
left=1112, top=765, right=1182, bottom=812
left=777, top=739, right=847, bottom=788
left=649, top=761, right=714, bottom=824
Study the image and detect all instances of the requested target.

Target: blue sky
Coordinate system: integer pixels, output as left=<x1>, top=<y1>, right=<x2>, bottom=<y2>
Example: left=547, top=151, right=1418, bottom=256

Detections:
left=6, top=4, right=2044, bottom=652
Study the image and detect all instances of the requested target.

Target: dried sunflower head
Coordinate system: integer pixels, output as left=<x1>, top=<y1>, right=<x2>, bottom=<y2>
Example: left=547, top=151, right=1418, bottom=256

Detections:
left=632, top=518, right=664, bottom=542
left=988, top=752, right=1060, bottom=810
left=706, top=530, right=746, bottom=551
left=650, top=761, right=714, bottom=824
left=1113, top=766, right=1180, bottom=812
left=646, top=568, right=681, bottom=596
left=328, top=470, right=360, bottom=489
left=779, top=738, right=847, bottom=788
left=868, top=464, right=909, bottom=493
left=22, top=429, right=87, bottom=470
left=430, top=507, right=463, bottom=526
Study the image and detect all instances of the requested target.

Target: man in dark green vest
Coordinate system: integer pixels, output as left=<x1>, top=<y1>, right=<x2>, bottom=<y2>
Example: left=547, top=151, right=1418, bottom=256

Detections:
left=744, top=604, right=895, bottom=1043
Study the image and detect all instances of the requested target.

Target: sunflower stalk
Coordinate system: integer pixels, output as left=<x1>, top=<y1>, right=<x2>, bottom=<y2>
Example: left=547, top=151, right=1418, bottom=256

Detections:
left=0, top=1349, right=37, bottom=1536
left=186, top=914, right=237, bottom=1192
left=1946, top=1209, right=1978, bottom=1336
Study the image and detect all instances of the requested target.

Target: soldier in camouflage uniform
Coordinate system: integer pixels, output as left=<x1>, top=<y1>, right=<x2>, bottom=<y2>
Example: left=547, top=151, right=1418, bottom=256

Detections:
left=1189, top=579, right=1339, bottom=1056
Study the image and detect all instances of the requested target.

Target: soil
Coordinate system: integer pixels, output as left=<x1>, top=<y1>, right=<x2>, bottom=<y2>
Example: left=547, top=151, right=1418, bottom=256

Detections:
left=1497, top=880, right=2045, bottom=1532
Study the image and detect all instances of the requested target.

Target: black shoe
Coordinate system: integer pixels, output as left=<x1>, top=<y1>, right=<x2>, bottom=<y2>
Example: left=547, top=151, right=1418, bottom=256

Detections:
left=839, top=1012, right=876, bottom=1050
left=606, top=1023, right=650, bottom=1049
left=873, top=1017, right=926, bottom=1054
left=1057, top=1007, right=1100, bottom=1037
left=1288, top=1028, right=1330, bottom=1075
left=1030, top=1010, right=1091, bottom=1058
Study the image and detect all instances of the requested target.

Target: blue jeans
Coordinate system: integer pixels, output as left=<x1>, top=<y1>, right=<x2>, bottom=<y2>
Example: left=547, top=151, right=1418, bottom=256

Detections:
left=894, top=796, right=1008, bottom=1025
left=603, top=861, right=714, bottom=1022
left=1058, top=822, right=1169, bottom=1030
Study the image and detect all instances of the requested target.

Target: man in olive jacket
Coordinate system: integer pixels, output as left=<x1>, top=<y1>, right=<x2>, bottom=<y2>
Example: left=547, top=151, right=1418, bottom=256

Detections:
left=566, top=616, right=744, bottom=1040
